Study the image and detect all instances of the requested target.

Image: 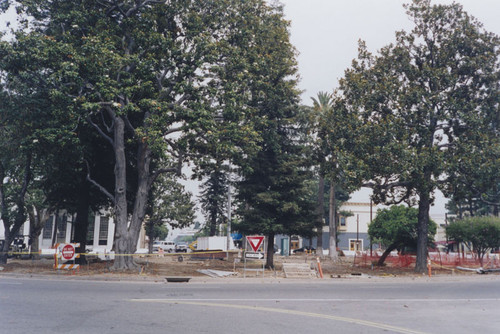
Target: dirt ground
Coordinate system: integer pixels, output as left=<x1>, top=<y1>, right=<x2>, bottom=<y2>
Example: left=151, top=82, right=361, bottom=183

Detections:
left=0, top=252, right=480, bottom=279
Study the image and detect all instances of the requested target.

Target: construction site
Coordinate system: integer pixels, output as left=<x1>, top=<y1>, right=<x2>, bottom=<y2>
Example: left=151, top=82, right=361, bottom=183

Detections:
left=2, top=249, right=499, bottom=280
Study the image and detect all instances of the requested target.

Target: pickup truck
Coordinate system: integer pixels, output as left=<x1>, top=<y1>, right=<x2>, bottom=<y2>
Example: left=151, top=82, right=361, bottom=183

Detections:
left=175, top=243, right=188, bottom=253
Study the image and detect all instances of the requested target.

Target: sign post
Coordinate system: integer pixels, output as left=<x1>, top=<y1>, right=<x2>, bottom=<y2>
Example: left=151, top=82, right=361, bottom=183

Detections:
left=244, top=236, right=265, bottom=278
left=54, top=243, right=80, bottom=271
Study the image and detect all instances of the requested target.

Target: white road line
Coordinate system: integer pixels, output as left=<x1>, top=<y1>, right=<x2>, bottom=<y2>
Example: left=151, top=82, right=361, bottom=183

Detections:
left=132, top=298, right=500, bottom=302
left=131, top=299, right=428, bottom=334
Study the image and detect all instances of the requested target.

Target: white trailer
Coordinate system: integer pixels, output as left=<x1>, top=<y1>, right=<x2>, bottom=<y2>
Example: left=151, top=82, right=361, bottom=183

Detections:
left=196, top=236, right=236, bottom=251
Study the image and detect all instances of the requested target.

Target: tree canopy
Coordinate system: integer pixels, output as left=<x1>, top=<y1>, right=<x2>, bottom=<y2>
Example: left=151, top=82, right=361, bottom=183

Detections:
left=234, top=2, right=316, bottom=268
left=369, top=205, right=436, bottom=266
left=446, top=217, right=500, bottom=266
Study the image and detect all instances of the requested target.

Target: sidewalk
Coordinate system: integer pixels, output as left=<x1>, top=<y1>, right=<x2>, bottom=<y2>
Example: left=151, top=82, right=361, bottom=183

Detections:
left=2, top=268, right=495, bottom=284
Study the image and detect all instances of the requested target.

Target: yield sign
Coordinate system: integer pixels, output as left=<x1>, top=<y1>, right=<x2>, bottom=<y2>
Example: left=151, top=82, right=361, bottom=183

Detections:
left=247, top=236, right=264, bottom=252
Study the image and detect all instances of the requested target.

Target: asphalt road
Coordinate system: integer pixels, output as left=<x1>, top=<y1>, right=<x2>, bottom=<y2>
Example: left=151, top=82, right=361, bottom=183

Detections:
left=1, top=276, right=500, bottom=333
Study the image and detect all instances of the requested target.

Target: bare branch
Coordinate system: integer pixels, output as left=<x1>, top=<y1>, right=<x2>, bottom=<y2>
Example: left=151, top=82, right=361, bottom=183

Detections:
left=362, top=180, right=411, bottom=189
left=87, top=114, right=115, bottom=148
left=123, top=114, right=136, bottom=136
left=148, top=153, right=184, bottom=189
left=85, top=160, right=116, bottom=205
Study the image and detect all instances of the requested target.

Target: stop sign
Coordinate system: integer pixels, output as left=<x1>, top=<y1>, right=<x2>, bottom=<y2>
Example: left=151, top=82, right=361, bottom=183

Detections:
left=61, top=244, right=75, bottom=260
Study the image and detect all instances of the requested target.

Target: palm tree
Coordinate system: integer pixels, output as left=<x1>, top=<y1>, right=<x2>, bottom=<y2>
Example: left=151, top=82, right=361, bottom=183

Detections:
left=311, top=92, right=338, bottom=260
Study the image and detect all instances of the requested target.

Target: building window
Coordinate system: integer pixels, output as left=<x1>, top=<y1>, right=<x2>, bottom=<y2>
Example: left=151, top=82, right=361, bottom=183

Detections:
left=87, top=215, right=95, bottom=245
left=99, top=216, right=109, bottom=246
left=349, top=239, right=362, bottom=251
left=339, top=216, right=346, bottom=227
left=57, top=215, right=67, bottom=240
left=42, top=216, right=54, bottom=239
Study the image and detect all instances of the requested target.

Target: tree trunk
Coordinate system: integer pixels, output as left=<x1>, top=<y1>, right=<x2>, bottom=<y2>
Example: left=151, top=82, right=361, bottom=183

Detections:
left=112, top=116, right=152, bottom=271
left=51, top=209, right=59, bottom=247
left=316, top=175, right=325, bottom=257
left=266, top=233, right=275, bottom=269
left=377, top=243, right=398, bottom=266
left=209, top=208, right=217, bottom=236
left=0, top=230, right=12, bottom=264
left=74, top=181, right=90, bottom=264
left=111, top=117, right=136, bottom=270
left=415, top=191, right=431, bottom=273
left=28, top=207, right=50, bottom=260
left=328, top=182, right=338, bottom=261
left=148, top=237, right=154, bottom=254
left=0, top=155, right=32, bottom=264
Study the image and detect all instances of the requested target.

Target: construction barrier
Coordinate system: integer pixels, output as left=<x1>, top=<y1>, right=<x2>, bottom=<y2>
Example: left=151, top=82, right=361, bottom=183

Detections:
left=54, top=243, right=80, bottom=271
left=353, top=251, right=500, bottom=271
left=55, top=264, right=80, bottom=270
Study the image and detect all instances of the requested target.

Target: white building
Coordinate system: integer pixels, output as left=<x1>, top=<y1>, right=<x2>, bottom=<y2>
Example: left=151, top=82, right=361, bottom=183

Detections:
left=1, top=212, right=148, bottom=254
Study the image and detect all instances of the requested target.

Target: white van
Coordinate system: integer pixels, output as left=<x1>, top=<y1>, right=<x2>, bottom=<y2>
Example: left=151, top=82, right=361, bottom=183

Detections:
left=152, top=240, right=176, bottom=253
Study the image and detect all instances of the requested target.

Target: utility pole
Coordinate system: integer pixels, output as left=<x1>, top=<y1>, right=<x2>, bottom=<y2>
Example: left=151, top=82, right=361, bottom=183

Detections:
left=226, top=163, right=232, bottom=254
left=370, top=199, right=373, bottom=256
left=356, top=214, right=359, bottom=251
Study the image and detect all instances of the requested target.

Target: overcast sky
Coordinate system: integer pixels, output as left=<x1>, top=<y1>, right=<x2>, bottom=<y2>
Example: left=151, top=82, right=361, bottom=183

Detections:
left=282, top=0, right=500, bottom=105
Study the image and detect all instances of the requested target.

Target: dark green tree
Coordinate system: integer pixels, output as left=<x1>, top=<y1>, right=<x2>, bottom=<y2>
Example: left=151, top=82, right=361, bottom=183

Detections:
left=340, top=0, right=500, bottom=272
left=368, top=205, right=436, bottom=266
left=0, top=31, right=53, bottom=263
left=199, top=161, right=229, bottom=237
left=0, top=28, right=117, bottom=263
left=235, top=3, right=316, bottom=269
left=446, top=217, right=500, bottom=266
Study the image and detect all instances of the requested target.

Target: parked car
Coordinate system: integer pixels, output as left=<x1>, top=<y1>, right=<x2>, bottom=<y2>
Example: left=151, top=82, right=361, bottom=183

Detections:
left=292, top=246, right=316, bottom=254
left=175, top=243, right=188, bottom=253
left=152, top=240, right=176, bottom=253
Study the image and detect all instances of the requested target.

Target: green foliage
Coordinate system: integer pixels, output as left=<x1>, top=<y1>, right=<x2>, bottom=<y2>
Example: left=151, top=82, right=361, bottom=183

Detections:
left=234, top=3, right=316, bottom=268
left=146, top=174, right=195, bottom=232
left=146, top=223, right=168, bottom=242
left=369, top=205, right=436, bottom=251
left=446, top=216, right=500, bottom=265
left=199, top=161, right=229, bottom=237
left=309, top=92, right=365, bottom=191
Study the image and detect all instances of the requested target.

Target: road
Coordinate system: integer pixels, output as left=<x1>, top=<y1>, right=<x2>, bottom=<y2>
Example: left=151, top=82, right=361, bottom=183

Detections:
left=1, top=276, right=500, bottom=333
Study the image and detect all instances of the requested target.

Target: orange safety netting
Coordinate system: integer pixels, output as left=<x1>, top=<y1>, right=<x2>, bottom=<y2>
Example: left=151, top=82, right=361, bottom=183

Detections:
left=353, top=251, right=500, bottom=269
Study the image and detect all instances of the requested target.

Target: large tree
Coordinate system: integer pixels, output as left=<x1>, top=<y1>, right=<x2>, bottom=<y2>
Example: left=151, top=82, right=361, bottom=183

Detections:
left=309, top=92, right=364, bottom=260
left=0, top=26, right=116, bottom=263
left=0, top=31, right=55, bottom=263
left=446, top=217, right=500, bottom=267
left=7, top=0, right=285, bottom=270
left=235, top=3, right=316, bottom=269
left=368, top=205, right=436, bottom=266
left=340, top=0, right=500, bottom=272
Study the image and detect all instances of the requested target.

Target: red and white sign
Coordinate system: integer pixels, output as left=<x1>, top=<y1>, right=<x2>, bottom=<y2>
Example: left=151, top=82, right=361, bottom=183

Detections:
left=246, top=236, right=264, bottom=252
left=61, top=244, right=76, bottom=260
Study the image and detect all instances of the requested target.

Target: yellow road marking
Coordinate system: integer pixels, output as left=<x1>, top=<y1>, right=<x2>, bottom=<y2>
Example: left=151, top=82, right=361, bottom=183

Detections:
left=131, top=299, right=427, bottom=334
